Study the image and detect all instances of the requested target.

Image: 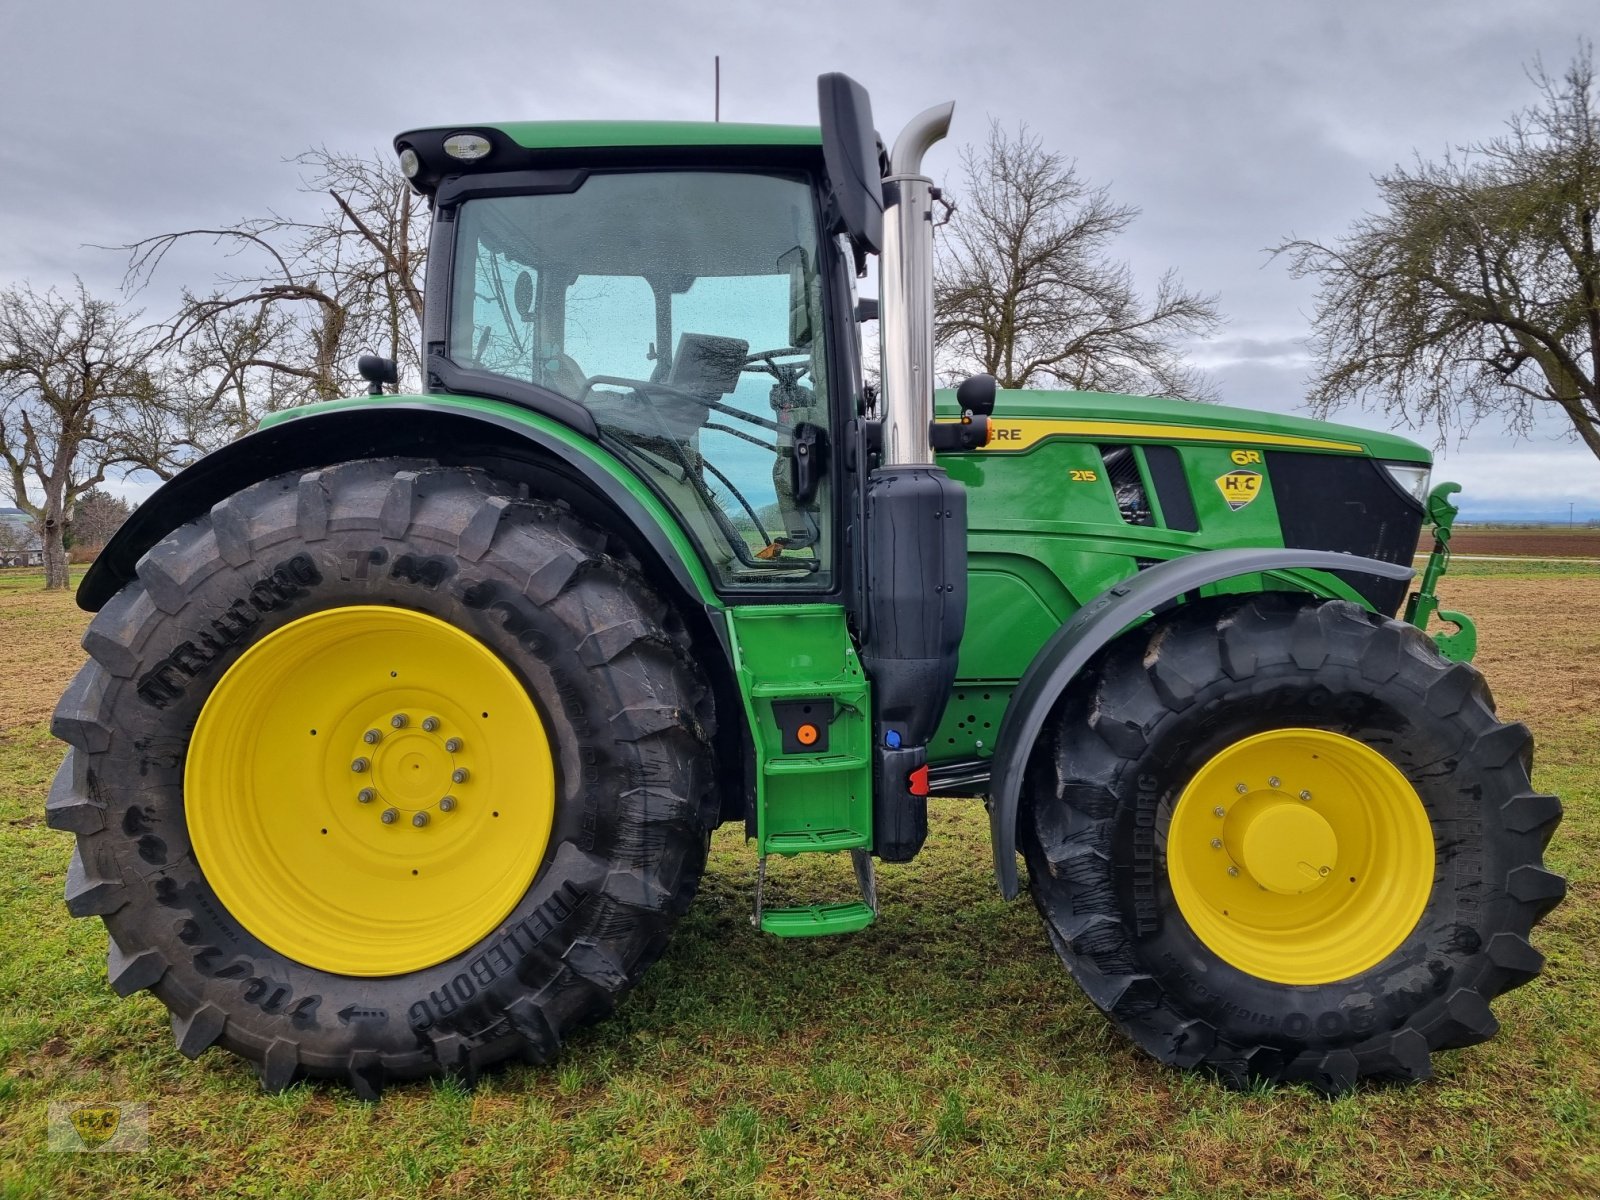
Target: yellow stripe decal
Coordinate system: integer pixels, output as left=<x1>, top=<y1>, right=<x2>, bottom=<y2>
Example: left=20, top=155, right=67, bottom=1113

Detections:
left=972, top=419, right=1365, bottom=454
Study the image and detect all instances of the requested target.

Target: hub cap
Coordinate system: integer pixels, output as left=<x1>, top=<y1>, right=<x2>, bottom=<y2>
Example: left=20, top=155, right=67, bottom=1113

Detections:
left=186, top=607, right=555, bottom=976
left=1167, top=728, right=1434, bottom=985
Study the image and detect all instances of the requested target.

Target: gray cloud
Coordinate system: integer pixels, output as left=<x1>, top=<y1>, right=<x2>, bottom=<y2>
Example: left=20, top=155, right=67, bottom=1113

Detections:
left=3, top=0, right=1595, bottom=507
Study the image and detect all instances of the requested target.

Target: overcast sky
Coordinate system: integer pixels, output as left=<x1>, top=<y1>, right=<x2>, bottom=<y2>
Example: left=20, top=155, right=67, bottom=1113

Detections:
left=3, top=0, right=1596, bottom=517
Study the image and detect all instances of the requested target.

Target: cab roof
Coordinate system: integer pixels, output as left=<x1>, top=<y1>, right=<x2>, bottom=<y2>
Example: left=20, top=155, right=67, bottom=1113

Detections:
left=393, top=122, right=825, bottom=199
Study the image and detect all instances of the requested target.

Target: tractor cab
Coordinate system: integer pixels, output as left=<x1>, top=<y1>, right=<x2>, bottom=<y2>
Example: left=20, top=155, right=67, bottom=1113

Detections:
left=396, top=124, right=857, bottom=591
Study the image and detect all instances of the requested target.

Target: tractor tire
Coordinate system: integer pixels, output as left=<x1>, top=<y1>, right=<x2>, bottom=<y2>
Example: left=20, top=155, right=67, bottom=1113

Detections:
left=48, top=458, right=717, bottom=1098
left=1021, top=592, right=1564, bottom=1095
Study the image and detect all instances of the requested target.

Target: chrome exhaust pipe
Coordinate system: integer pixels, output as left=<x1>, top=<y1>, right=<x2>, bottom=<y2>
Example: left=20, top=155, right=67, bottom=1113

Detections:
left=878, top=101, right=955, bottom=467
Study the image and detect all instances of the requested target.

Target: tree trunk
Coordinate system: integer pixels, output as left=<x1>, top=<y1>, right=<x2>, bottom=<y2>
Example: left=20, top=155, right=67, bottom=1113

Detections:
left=41, top=507, right=69, bottom=590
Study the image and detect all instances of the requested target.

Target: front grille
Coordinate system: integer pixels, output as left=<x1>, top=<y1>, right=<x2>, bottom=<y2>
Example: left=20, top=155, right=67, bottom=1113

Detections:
left=1099, top=445, right=1155, bottom=526
left=1266, top=452, right=1424, bottom=616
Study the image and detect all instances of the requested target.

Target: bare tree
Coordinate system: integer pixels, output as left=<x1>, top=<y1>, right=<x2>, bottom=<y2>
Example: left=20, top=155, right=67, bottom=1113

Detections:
left=934, top=122, right=1222, bottom=398
left=1275, top=46, right=1600, bottom=459
left=126, top=148, right=428, bottom=433
left=0, top=282, right=198, bottom=588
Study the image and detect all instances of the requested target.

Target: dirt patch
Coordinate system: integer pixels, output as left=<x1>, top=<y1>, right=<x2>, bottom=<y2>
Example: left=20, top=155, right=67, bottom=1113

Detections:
left=1439, top=574, right=1600, bottom=767
left=1429, top=529, right=1600, bottom=558
left=0, top=588, right=89, bottom=732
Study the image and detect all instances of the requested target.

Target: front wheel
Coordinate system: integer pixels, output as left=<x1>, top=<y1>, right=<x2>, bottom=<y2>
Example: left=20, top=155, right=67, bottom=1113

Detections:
left=49, top=459, right=716, bottom=1096
left=1022, top=594, right=1564, bottom=1094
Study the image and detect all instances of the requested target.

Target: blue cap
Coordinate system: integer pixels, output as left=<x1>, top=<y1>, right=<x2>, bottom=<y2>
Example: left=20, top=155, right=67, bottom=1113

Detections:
left=884, top=729, right=902, bottom=749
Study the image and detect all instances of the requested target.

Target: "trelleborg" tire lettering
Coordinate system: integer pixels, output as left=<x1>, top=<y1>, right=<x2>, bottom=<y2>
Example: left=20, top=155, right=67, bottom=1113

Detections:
left=406, top=883, right=587, bottom=1030
left=135, top=554, right=322, bottom=708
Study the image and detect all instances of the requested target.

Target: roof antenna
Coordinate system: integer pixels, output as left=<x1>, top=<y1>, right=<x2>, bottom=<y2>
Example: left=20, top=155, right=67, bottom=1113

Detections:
left=714, top=55, right=720, bottom=122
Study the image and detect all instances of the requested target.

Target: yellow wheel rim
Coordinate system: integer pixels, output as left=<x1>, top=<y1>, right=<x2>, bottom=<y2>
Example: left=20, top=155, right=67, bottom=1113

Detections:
left=1167, top=729, right=1434, bottom=985
left=186, top=607, right=555, bottom=976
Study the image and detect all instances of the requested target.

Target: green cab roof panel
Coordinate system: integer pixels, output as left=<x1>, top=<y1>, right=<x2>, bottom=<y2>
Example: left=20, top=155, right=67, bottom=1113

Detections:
left=485, top=121, right=822, bottom=151
left=933, top=388, right=1432, bottom=464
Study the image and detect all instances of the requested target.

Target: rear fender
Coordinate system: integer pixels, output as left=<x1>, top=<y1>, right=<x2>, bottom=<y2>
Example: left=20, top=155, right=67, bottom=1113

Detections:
left=82, top=398, right=752, bottom=826
left=986, top=548, right=1415, bottom=899
left=82, top=397, right=720, bottom=611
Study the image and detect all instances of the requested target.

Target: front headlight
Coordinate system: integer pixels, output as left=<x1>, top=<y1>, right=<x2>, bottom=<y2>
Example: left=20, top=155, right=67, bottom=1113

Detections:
left=443, top=132, right=493, bottom=162
left=1382, top=462, right=1432, bottom=505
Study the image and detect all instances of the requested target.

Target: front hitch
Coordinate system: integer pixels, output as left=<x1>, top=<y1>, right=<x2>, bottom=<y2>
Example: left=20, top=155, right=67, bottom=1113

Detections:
left=1404, top=482, right=1477, bottom=662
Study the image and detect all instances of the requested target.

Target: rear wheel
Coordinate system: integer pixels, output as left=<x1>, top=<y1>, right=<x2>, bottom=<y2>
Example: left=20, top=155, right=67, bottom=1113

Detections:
left=49, top=459, right=717, bottom=1097
left=1022, top=594, right=1564, bottom=1094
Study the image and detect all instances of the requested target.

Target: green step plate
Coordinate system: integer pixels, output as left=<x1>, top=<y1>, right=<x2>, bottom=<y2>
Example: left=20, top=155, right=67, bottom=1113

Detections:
left=762, top=756, right=869, bottom=777
left=759, top=901, right=875, bottom=938
left=765, top=828, right=869, bottom=853
left=749, top=681, right=858, bottom=699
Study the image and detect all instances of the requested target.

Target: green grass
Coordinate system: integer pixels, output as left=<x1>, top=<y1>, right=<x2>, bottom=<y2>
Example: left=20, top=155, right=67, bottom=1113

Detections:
left=0, top=568, right=1595, bottom=1199
left=0, top=566, right=89, bottom=595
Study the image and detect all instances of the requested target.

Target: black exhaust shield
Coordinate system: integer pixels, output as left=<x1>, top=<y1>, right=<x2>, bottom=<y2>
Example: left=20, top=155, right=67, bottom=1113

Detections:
left=859, top=465, right=967, bottom=860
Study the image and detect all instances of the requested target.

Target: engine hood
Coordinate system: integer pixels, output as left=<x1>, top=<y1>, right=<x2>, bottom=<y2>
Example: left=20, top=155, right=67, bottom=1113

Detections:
left=933, top=388, right=1432, bottom=465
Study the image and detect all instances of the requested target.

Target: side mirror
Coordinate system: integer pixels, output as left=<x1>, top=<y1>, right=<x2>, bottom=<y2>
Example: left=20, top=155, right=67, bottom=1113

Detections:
left=817, top=73, right=884, bottom=255
left=358, top=354, right=399, bottom=396
left=956, top=373, right=997, bottom=417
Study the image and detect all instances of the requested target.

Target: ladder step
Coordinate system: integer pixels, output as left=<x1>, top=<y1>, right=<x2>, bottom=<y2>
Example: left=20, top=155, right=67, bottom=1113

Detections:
left=765, top=829, right=869, bottom=853
left=760, top=901, right=875, bottom=938
left=763, top=756, right=869, bottom=776
left=750, top=682, right=862, bottom=699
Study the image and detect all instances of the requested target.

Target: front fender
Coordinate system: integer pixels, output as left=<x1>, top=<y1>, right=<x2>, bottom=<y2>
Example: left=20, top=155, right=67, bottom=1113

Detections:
left=80, top=395, right=720, bottom=612
left=986, top=548, right=1415, bottom=899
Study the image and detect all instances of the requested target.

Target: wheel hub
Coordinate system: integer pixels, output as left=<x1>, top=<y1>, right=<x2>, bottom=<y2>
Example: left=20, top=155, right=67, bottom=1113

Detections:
left=358, top=718, right=466, bottom=813
left=1231, top=798, right=1337, bottom=895
left=186, top=606, right=555, bottom=976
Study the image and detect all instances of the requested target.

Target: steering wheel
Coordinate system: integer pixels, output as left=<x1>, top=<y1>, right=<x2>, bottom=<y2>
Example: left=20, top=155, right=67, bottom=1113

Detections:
left=577, top=374, right=784, bottom=437
left=576, top=374, right=709, bottom=409
left=744, top=347, right=811, bottom=383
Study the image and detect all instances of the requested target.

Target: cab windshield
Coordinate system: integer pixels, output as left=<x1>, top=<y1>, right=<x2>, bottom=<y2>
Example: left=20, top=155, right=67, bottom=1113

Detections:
left=449, top=170, right=832, bottom=588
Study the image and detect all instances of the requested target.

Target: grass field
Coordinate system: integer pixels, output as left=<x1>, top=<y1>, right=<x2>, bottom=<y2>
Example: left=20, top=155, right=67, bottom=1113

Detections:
left=0, top=564, right=1595, bottom=1199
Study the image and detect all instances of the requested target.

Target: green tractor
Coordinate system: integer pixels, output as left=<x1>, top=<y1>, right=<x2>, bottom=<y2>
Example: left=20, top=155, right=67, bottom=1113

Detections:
left=51, top=75, right=1562, bottom=1098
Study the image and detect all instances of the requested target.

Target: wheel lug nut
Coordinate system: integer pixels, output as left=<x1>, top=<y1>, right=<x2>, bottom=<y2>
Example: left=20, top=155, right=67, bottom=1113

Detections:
left=363, top=729, right=382, bottom=744
left=444, top=737, right=463, bottom=753
left=1210, top=838, right=1223, bottom=849
left=412, top=812, right=429, bottom=828
left=439, top=796, right=457, bottom=812
left=380, top=807, right=398, bottom=824
left=1227, top=866, right=1240, bottom=877
left=351, top=757, right=369, bottom=773
left=391, top=714, right=409, bottom=729
left=357, top=788, right=375, bottom=804
left=1300, top=790, right=1313, bottom=802
left=1268, top=776, right=1281, bottom=788
left=451, top=768, right=470, bottom=784
left=422, top=717, right=440, bottom=732
left=1235, top=782, right=1248, bottom=794
left=1213, top=806, right=1226, bottom=818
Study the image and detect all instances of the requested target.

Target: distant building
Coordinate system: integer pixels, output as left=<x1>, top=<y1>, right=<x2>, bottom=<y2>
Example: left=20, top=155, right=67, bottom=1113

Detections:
left=0, top=507, right=44, bottom=568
